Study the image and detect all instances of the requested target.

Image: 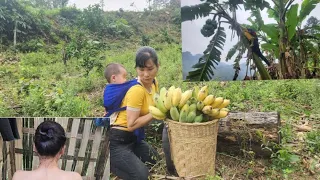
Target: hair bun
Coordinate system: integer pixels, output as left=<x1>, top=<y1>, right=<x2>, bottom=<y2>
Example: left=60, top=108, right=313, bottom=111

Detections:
left=39, top=128, right=54, bottom=140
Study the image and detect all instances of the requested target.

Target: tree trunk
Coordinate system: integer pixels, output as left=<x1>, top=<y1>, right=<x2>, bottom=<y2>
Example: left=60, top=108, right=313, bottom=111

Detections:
left=13, top=20, right=17, bottom=49
left=217, top=111, right=280, bottom=158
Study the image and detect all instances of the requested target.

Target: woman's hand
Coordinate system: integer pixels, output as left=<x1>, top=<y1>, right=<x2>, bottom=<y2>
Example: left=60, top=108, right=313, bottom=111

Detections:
left=127, top=110, right=153, bottom=132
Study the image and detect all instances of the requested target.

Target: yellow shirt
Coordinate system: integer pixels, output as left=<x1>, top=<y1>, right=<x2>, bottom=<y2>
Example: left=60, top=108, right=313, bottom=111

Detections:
left=113, top=79, right=159, bottom=131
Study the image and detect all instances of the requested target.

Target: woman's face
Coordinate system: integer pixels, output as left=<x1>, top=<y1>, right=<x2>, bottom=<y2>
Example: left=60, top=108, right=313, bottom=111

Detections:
left=136, top=59, right=158, bottom=86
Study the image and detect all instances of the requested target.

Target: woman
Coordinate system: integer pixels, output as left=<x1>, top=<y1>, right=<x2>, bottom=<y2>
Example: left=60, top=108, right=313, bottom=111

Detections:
left=109, top=46, right=163, bottom=180
left=12, top=120, right=82, bottom=180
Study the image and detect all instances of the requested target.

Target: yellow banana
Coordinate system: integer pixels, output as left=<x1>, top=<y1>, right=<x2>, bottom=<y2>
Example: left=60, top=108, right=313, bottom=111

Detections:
left=170, top=106, right=180, bottom=121
left=213, top=110, right=229, bottom=119
left=171, top=88, right=182, bottom=107
left=160, top=87, right=167, bottom=101
left=153, top=93, right=160, bottom=105
left=220, top=108, right=230, bottom=112
left=178, top=90, right=192, bottom=108
left=194, top=114, right=203, bottom=123
left=179, top=109, right=188, bottom=123
left=181, top=103, right=189, bottom=114
left=209, top=108, right=220, bottom=117
left=211, top=97, right=224, bottom=108
left=202, top=105, right=213, bottom=115
left=197, top=85, right=208, bottom=101
left=168, top=85, right=175, bottom=93
left=196, top=101, right=205, bottom=111
left=149, top=106, right=166, bottom=119
left=186, top=111, right=196, bottom=123
left=164, top=90, right=173, bottom=110
left=153, top=114, right=166, bottom=120
left=217, top=99, right=230, bottom=109
left=203, top=94, right=215, bottom=105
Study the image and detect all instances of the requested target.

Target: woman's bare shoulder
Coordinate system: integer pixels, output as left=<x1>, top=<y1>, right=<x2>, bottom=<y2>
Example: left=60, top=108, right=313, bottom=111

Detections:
left=12, top=170, right=32, bottom=180
left=65, top=171, right=82, bottom=180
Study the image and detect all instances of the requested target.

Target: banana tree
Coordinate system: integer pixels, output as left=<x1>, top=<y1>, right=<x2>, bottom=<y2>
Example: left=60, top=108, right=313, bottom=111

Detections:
left=182, top=0, right=271, bottom=81
left=249, top=0, right=319, bottom=79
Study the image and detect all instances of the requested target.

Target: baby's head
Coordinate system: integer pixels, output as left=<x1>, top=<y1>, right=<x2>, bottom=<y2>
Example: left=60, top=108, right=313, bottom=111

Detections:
left=104, top=63, right=127, bottom=84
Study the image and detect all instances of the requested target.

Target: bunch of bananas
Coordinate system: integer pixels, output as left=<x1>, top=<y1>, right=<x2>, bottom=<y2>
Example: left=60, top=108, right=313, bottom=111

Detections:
left=201, top=19, right=218, bottom=37
left=149, top=85, right=231, bottom=123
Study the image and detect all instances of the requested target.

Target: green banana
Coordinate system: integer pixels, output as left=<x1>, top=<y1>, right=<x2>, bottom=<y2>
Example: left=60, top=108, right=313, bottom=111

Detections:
left=196, top=101, right=205, bottom=111
left=179, top=110, right=188, bottom=123
left=194, top=114, right=203, bottom=123
left=189, top=103, right=197, bottom=113
left=186, top=111, right=196, bottom=123
left=170, top=106, right=180, bottom=121
left=156, top=96, right=168, bottom=113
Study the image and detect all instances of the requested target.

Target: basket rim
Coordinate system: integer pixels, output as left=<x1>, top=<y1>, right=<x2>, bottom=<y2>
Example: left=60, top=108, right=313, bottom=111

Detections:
left=165, top=118, right=219, bottom=126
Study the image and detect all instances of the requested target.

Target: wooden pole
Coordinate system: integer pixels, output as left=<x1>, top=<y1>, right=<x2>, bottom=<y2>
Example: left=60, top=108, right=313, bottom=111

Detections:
left=9, top=141, right=16, bottom=178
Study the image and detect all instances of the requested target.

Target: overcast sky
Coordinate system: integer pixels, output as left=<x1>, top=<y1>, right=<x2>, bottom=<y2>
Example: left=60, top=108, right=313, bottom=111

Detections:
left=68, top=0, right=148, bottom=11
left=182, top=0, right=320, bottom=65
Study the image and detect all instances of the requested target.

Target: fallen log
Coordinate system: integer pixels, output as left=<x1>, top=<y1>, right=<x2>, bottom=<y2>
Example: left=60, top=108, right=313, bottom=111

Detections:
left=216, top=111, right=280, bottom=158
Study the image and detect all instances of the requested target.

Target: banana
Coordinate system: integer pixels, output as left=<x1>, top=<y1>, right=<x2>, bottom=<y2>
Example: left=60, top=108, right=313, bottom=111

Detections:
left=153, top=93, right=160, bottom=105
left=211, top=97, right=224, bottom=108
left=220, top=108, right=230, bottom=112
left=179, top=109, right=188, bottom=123
left=192, top=86, right=200, bottom=99
left=194, top=114, right=203, bottom=123
left=197, top=85, right=208, bottom=101
left=156, top=95, right=168, bottom=113
left=202, top=105, right=213, bottom=115
left=186, top=111, right=196, bottom=123
left=203, top=95, right=215, bottom=106
left=209, top=108, right=220, bottom=117
left=213, top=110, right=229, bottom=119
left=170, top=106, right=180, bottom=121
left=196, top=101, right=205, bottom=111
left=153, top=114, right=166, bottom=120
left=189, top=103, right=197, bottom=113
left=164, top=90, right=173, bottom=110
left=171, top=88, right=182, bottom=107
left=181, top=103, right=189, bottom=114
left=160, top=87, right=167, bottom=101
left=149, top=106, right=166, bottom=119
left=217, top=99, right=230, bottom=109
left=168, top=85, right=175, bottom=93
left=178, top=90, right=192, bottom=108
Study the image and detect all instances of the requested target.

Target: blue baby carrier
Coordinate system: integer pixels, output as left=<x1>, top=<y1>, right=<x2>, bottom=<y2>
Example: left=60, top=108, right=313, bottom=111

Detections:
left=95, top=78, right=157, bottom=143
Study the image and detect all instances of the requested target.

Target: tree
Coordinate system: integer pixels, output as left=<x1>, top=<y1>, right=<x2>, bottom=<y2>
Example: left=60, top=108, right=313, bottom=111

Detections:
left=182, top=0, right=271, bottom=81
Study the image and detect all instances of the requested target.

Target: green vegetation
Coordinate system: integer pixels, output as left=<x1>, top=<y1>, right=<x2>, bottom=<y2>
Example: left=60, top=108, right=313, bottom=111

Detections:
left=0, top=0, right=319, bottom=179
left=182, top=0, right=320, bottom=81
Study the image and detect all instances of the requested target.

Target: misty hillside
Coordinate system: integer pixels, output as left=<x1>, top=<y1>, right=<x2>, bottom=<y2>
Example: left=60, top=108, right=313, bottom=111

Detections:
left=182, top=51, right=254, bottom=81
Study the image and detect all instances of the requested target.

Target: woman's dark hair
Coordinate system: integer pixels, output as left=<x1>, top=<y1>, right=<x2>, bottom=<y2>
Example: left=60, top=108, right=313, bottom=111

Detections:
left=135, top=46, right=159, bottom=68
left=34, top=120, right=66, bottom=157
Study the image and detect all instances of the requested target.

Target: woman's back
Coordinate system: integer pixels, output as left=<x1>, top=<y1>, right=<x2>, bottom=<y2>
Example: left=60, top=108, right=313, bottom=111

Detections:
left=13, top=168, right=82, bottom=180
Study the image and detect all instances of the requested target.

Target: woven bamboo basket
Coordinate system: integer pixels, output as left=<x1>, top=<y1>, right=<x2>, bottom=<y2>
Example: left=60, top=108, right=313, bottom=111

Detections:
left=166, top=118, right=219, bottom=178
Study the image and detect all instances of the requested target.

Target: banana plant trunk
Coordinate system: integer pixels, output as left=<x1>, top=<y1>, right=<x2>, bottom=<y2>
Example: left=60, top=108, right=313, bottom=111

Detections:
left=278, top=0, right=290, bottom=79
